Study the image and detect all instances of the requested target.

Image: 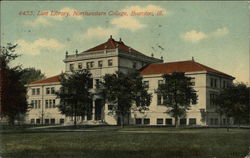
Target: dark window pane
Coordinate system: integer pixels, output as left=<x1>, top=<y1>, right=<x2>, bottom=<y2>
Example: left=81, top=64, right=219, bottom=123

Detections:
left=144, top=118, right=150, bottom=125
left=157, top=118, right=163, bottom=125
left=189, top=118, right=196, bottom=125
left=166, top=119, right=172, bottom=125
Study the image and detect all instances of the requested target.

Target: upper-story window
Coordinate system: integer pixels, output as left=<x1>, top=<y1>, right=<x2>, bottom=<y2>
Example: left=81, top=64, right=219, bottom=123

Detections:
left=36, top=88, right=40, bottom=95
left=157, top=94, right=164, bottom=105
left=210, top=78, right=217, bottom=88
left=98, top=60, right=103, bottom=68
left=143, top=81, right=149, bottom=89
left=78, top=63, right=82, bottom=70
left=133, top=62, right=137, bottom=69
left=51, top=87, right=55, bottom=94
left=190, top=78, right=195, bottom=86
left=89, top=78, right=93, bottom=89
left=32, top=89, right=36, bottom=95
left=86, top=61, right=94, bottom=69
left=95, top=79, right=100, bottom=89
left=69, top=64, right=74, bottom=71
left=46, top=88, right=50, bottom=94
left=108, top=59, right=113, bottom=67
left=210, top=93, right=217, bottom=108
left=158, top=80, right=163, bottom=87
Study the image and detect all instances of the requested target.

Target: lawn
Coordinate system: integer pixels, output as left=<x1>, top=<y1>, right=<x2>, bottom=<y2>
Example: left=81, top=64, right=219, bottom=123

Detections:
left=0, top=127, right=250, bottom=158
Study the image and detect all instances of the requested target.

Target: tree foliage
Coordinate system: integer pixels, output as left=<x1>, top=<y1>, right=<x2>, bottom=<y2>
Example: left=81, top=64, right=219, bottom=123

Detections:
left=101, top=71, right=152, bottom=126
left=214, top=82, right=250, bottom=125
left=0, top=43, right=27, bottom=124
left=56, top=70, right=93, bottom=126
left=157, top=72, right=198, bottom=127
left=20, top=67, right=46, bottom=84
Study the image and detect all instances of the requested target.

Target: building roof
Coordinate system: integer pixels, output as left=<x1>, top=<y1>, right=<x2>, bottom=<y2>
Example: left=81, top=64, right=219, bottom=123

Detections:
left=139, top=60, right=234, bottom=78
left=84, top=35, right=144, bottom=55
left=28, top=75, right=61, bottom=85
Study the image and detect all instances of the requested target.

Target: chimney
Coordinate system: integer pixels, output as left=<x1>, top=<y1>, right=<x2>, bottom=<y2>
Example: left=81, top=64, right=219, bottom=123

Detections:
left=151, top=53, right=154, bottom=57
left=65, top=51, right=68, bottom=58
left=75, top=49, right=78, bottom=55
left=192, top=56, right=194, bottom=61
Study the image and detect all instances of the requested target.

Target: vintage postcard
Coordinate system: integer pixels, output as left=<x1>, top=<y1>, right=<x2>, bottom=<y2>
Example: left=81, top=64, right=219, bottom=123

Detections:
left=0, top=1, right=249, bottom=158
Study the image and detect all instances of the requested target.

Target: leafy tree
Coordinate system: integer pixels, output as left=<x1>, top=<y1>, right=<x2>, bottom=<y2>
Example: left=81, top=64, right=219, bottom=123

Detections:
left=20, top=67, right=46, bottom=84
left=101, top=71, right=152, bottom=127
left=157, top=72, right=198, bottom=127
left=0, top=43, right=28, bottom=125
left=214, top=83, right=250, bottom=127
left=56, top=70, right=93, bottom=127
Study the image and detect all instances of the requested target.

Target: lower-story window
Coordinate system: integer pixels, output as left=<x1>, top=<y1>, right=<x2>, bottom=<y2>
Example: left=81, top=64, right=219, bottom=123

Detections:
left=180, top=118, right=187, bottom=125
left=189, top=118, right=196, bottom=125
left=51, top=119, right=55, bottom=124
left=31, top=119, right=35, bottom=124
left=36, top=119, right=40, bottom=124
left=166, top=118, right=172, bottom=125
left=144, top=118, right=150, bottom=125
left=135, top=118, right=142, bottom=125
left=214, top=118, right=218, bottom=125
left=60, top=119, right=64, bottom=124
left=157, top=118, right=163, bottom=125
left=45, top=119, right=50, bottom=124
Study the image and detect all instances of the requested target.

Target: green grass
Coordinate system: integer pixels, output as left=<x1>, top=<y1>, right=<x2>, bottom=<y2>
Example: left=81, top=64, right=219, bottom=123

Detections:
left=1, top=128, right=250, bottom=158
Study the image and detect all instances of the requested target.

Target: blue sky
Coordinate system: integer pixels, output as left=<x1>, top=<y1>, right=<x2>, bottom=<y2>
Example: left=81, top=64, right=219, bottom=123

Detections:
left=1, top=1, right=249, bottom=84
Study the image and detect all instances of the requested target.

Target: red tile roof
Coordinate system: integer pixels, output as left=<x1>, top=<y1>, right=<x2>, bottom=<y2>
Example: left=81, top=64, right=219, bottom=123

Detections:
left=29, top=75, right=61, bottom=85
left=84, top=36, right=144, bottom=55
left=139, top=60, right=234, bottom=78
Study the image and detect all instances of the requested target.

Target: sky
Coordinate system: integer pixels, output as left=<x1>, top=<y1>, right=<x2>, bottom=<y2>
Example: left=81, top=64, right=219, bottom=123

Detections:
left=1, top=1, right=249, bottom=84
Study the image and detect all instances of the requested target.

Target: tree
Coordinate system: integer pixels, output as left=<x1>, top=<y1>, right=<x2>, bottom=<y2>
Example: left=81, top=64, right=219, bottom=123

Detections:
left=214, top=83, right=250, bottom=127
left=20, top=67, right=46, bottom=84
left=157, top=72, right=198, bottom=127
left=101, top=71, right=152, bottom=127
left=0, top=43, right=28, bottom=125
left=56, top=69, right=93, bottom=127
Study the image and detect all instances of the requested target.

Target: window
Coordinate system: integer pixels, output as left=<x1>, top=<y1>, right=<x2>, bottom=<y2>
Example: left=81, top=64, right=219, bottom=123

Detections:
left=144, top=118, right=150, bottom=125
left=32, top=89, right=36, bottom=95
left=180, top=118, right=187, bottom=125
left=214, top=118, right=218, bottom=125
left=87, top=111, right=92, bottom=120
left=98, top=60, right=103, bottom=68
left=90, top=61, right=94, bottom=68
left=135, top=118, right=142, bottom=125
left=45, top=100, right=48, bottom=108
left=46, top=88, right=50, bottom=94
left=222, top=118, right=226, bottom=125
left=60, top=119, right=64, bottom=124
left=45, top=119, right=50, bottom=124
left=31, top=100, right=34, bottom=108
left=51, top=87, right=55, bottom=94
left=50, top=119, right=55, bottom=124
left=157, top=118, right=164, bottom=125
left=49, top=100, right=52, bottom=108
left=190, top=78, right=195, bottom=86
left=36, top=119, right=40, bottom=124
left=36, top=88, right=40, bottom=95
left=210, top=78, right=217, bottom=88
left=157, top=94, right=163, bottom=105
left=132, top=62, right=137, bottom=69
left=108, top=105, right=114, bottom=110
left=210, top=93, right=217, bottom=108
left=210, top=118, right=214, bottom=125
left=158, top=80, right=163, bottom=87
left=86, top=62, right=91, bottom=69
left=95, top=79, right=100, bottom=89
left=31, top=119, right=35, bottom=124
left=70, top=64, right=74, bottom=71
left=166, top=119, right=172, bottom=125
left=34, top=100, right=38, bottom=108
left=78, top=63, right=82, bottom=69
left=89, top=78, right=93, bottom=89
left=52, top=99, right=56, bottom=108
left=143, top=81, right=149, bottom=89
left=108, top=59, right=113, bottom=66
left=189, top=118, right=196, bottom=125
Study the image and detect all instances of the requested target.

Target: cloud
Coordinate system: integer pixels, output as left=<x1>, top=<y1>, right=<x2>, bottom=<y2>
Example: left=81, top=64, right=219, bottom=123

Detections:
left=181, top=30, right=207, bottom=43
left=122, top=4, right=168, bottom=16
left=24, top=17, right=52, bottom=27
left=111, top=16, right=146, bottom=31
left=181, top=27, right=229, bottom=43
left=81, top=26, right=118, bottom=40
left=211, top=27, right=229, bottom=37
left=16, top=39, right=65, bottom=55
